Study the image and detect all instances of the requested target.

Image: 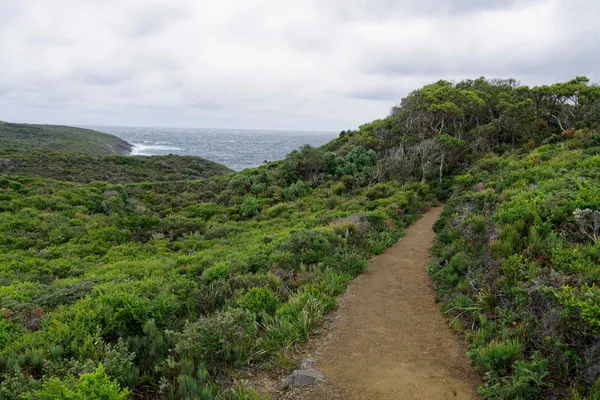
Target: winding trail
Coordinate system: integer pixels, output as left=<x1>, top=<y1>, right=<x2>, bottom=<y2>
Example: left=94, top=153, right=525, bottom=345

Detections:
left=277, top=206, right=480, bottom=399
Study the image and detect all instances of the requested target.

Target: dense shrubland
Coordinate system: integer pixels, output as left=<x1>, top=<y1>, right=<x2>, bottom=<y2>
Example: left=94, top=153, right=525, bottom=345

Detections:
left=1, top=76, right=599, bottom=398
left=0, top=159, right=434, bottom=398
left=431, top=131, right=600, bottom=399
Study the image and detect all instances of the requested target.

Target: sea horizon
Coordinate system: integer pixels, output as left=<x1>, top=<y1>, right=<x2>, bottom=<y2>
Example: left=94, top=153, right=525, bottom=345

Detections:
left=87, top=125, right=338, bottom=171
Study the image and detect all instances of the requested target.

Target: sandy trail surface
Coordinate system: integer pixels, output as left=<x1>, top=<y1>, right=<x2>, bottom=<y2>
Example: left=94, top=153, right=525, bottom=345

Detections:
left=272, top=206, right=481, bottom=400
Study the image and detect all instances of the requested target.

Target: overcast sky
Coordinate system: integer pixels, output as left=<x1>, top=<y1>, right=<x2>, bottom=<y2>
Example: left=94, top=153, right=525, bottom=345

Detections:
left=1, top=0, right=598, bottom=131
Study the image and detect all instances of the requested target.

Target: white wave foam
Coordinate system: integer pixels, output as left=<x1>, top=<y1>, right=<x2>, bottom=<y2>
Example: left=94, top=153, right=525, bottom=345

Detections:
left=131, top=144, right=183, bottom=155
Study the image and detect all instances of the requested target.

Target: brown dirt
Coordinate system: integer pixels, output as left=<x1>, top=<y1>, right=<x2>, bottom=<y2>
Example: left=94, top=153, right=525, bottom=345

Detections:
left=269, top=206, right=481, bottom=400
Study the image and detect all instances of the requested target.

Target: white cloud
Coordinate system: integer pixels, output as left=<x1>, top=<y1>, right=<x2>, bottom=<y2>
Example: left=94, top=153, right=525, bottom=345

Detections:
left=0, top=0, right=598, bottom=130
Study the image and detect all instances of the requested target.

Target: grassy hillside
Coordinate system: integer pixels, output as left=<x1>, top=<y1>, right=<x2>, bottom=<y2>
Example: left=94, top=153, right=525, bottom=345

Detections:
left=0, top=152, right=232, bottom=183
left=431, top=132, right=600, bottom=399
left=0, top=122, right=132, bottom=155
left=0, top=77, right=599, bottom=399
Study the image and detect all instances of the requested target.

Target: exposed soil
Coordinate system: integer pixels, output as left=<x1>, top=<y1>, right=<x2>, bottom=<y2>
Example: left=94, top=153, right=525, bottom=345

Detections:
left=265, top=206, right=481, bottom=399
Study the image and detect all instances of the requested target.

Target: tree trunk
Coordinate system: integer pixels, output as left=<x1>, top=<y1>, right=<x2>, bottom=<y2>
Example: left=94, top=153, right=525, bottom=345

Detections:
left=439, top=153, right=444, bottom=184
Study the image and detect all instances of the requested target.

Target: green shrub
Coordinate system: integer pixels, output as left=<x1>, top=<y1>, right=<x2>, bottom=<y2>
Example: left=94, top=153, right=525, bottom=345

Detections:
left=162, top=215, right=207, bottom=240
left=237, top=288, right=281, bottom=316
left=432, top=138, right=600, bottom=395
left=265, top=203, right=290, bottom=219
left=240, top=197, right=260, bottom=218
left=184, top=203, right=226, bottom=220
left=0, top=319, right=23, bottom=349
left=500, top=254, right=528, bottom=281
left=172, top=308, right=257, bottom=373
left=25, top=364, right=130, bottom=400
left=102, top=338, right=139, bottom=388
left=335, top=146, right=376, bottom=179
left=337, top=252, right=369, bottom=276
left=204, top=224, right=242, bottom=239
left=196, top=280, right=233, bottom=314
left=283, top=181, right=311, bottom=201
left=278, top=229, right=337, bottom=266
left=573, top=378, right=600, bottom=400
left=202, top=262, right=232, bottom=284
left=365, top=183, right=395, bottom=200
left=470, top=339, right=522, bottom=375
left=556, top=285, right=600, bottom=335
left=331, top=182, right=345, bottom=195
left=229, top=385, right=269, bottom=400
left=478, top=356, right=550, bottom=400
left=449, top=253, right=468, bottom=274
left=227, top=175, right=251, bottom=195
left=463, top=213, right=488, bottom=234
left=283, top=145, right=335, bottom=182
left=251, top=182, right=268, bottom=195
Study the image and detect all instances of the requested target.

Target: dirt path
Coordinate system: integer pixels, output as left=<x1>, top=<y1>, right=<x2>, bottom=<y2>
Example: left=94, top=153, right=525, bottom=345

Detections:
left=273, top=206, right=480, bottom=400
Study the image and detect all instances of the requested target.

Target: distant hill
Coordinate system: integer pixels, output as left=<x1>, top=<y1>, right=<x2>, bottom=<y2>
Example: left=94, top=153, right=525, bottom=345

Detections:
left=0, top=121, right=232, bottom=182
left=0, top=152, right=233, bottom=183
left=0, top=121, right=132, bottom=155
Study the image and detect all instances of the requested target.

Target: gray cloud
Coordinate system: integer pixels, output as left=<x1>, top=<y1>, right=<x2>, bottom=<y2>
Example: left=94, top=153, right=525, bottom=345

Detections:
left=404, top=0, right=526, bottom=15
left=320, top=0, right=536, bottom=21
left=75, top=69, right=134, bottom=86
left=0, top=1, right=23, bottom=25
left=346, top=87, right=403, bottom=101
left=0, top=0, right=598, bottom=130
left=189, top=100, right=225, bottom=110
left=128, top=5, right=189, bottom=38
left=364, top=29, right=600, bottom=84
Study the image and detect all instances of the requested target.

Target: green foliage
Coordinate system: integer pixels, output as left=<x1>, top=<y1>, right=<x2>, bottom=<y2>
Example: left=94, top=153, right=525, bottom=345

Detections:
left=337, top=252, right=369, bottom=276
left=573, top=379, right=600, bottom=400
left=204, top=224, right=242, bottom=240
left=228, top=175, right=252, bottom=195
left=171, top=308, right=258, bottom=373
left=237, top=288, right=281, bottom=316
left=240, top=197, right=260, bottom=218
left=229, top=385, right=269, bottom=400
left=556, top=285, right=600, bottom=335
left=283, top=145, right=335, bottom=182
left=283, top=180, right=311, bottom=200
left=202, top=262, right=232, bottom=283
left=102, top=338, right=139, bottom=388
left=470, top=339, right=522, bottom=375
left=431, top=131, right=600, bottom=398
left=478, top=356, right=550, bottom=400
left=365, top=182, right=395, bottom=200
left=25, top=364, right=130, bottom=400
left=277, top=229, right=337, bottom=266
left=265, top=203, right=291, bottom=219
left=335, top=146, right=376, bottom=181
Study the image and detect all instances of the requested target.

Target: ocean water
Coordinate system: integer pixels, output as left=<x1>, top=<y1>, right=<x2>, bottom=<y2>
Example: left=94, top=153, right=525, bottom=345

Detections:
left=90, top=126, right=337, bottom=171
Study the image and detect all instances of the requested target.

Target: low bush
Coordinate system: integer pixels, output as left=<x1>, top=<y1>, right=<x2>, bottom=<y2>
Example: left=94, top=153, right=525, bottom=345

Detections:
left=26, top=364, right=130, bottom=400
left=236, top=288, right=281, bottom=316
left=283, top=181, right=311, bottom=201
